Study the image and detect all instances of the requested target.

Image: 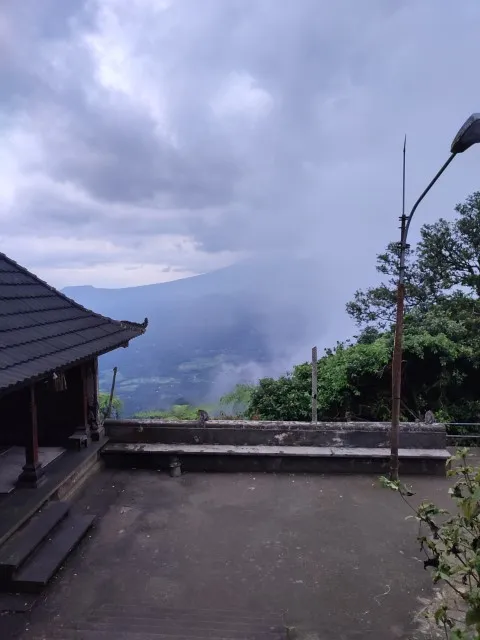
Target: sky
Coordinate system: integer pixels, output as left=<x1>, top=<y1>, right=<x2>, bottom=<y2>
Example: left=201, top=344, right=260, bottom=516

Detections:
left=1, top=0, right=480, bottom=347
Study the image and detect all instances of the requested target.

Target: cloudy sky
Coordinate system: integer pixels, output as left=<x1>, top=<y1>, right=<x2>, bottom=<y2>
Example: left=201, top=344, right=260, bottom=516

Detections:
left=1, top=0, right=480, bottom=309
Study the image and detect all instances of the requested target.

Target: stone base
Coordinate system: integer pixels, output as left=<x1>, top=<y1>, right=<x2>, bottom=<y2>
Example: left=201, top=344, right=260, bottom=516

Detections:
left=67, top=433, right=90, bottom=451
left=15, top=463, right=46, bottom=489
left=90, top=426, right=105, bottom=442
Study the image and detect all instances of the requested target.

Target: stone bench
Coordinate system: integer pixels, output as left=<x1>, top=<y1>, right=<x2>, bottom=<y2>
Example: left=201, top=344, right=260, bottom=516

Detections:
left=101, top=442, right=450, bottom=476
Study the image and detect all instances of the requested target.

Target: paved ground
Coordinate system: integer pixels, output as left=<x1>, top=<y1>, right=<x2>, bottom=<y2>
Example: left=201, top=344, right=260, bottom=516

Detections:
left=2, top=469, right=456, bottom=639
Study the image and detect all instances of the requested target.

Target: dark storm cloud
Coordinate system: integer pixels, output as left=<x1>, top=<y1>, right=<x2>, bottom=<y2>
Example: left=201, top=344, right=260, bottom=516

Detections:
left=1, top=0, right=480, bottom=343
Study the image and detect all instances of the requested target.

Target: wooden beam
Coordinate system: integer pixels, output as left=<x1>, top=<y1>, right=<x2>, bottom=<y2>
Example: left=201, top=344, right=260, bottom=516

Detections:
left=16, top=385, right=45, bottom=487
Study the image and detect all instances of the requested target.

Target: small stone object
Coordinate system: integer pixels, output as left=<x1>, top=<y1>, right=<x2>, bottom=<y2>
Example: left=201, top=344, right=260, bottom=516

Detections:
left=424, top=410, right=435, bottom=424
left=169, top=456, right=182, bottom=477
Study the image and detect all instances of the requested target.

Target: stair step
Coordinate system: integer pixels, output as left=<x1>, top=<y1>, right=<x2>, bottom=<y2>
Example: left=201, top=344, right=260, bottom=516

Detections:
left=0, top=501, right=70, bottom=582
left=11, top=514, right=95, bottom=593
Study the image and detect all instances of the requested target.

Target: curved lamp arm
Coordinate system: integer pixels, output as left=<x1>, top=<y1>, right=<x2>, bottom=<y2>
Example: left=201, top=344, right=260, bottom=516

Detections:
left=404, top=153, right=457, bottom=242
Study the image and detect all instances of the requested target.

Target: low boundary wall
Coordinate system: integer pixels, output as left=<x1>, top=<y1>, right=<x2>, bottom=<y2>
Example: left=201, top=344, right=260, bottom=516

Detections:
left=104, top=419, right=446, bottom=450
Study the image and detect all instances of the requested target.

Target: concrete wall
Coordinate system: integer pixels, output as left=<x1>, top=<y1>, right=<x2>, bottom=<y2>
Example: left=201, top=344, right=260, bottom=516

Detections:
left=105, top=419, right=446, bottom=450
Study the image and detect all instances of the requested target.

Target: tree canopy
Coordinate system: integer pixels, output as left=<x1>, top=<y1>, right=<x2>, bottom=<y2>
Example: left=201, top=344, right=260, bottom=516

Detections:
left=346, top=192, right=480, bottom=330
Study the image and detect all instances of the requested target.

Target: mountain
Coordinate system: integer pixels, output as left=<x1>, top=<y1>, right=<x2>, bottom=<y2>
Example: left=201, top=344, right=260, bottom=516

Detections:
left=63, top=258, right=324, bottom=416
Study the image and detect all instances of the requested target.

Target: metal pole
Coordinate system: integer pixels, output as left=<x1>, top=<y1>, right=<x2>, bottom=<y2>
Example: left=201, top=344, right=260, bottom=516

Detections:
left=106, top=366, right=118, bottom=419
left=390, top=152, right=457, bottom=480
left=390, top=217, right=406, bottom=480
left=311, top=346, right=318, bottom=424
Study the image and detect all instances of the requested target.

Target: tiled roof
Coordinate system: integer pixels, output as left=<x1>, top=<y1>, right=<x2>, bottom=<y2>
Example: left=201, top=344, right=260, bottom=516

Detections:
left=0, top=252, right=148, bottom=393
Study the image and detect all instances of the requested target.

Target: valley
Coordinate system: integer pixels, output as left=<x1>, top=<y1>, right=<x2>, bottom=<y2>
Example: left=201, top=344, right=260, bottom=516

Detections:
left=63, top=260, right=315, bottom=416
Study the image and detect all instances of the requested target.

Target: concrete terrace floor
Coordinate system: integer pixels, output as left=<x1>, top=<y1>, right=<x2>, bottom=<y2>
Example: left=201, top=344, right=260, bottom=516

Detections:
left=3, top=468, right=456, bottom=640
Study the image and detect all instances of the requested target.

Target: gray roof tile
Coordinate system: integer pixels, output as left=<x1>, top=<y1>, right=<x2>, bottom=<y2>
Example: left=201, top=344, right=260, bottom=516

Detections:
left=0, top=253, right=147, bottom=393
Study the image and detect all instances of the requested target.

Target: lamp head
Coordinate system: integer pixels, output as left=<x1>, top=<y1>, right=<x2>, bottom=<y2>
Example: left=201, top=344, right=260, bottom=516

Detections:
left=451, top=113, right=480, bottom=154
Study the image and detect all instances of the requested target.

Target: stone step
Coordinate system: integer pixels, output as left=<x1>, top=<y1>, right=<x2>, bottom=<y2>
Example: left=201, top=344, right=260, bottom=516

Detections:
left=102, top=443, right=450, bottom=475
left=11, top=513, right=95, bottom=593
left=0, top=501, right=70, bottom=585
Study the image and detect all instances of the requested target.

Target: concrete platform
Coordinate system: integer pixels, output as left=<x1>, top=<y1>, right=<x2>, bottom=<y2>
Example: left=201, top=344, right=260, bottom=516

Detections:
left=0, top=438, right=106, bottom=549
left=0, top=448, right=65, bottom=495
left=102, top=442, right=450, bottom=475
left=3, top=469, right=455, bottom=639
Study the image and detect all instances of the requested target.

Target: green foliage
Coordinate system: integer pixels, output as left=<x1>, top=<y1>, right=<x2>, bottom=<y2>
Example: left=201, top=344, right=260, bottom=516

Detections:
left=247, top=316, right=480, bottom=421
left=248, top=365, right=312, bottom=420
left=347, top=191, right=480, bottom=330
left=317, top=338, right=391, bottom=419
left=133, top=404, right=208, bottom=420
left=98, top=391, right=123, bottom=419
left=219, top=383, right=255, bottom=418
left=247, top=338, right=392, bottom=421
left=381, top=449, right=480, bottom=639
left=346, top=242, right=434, bottom=329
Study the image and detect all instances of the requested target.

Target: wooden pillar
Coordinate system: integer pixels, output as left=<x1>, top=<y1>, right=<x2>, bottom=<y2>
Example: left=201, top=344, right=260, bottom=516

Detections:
left=311, top=346, right=318, bottom=424
left=66, top=364, right=90, bottom=450
left=16, top=385, right=45, bottom=487
left=81, top=363, right=89, bottom=432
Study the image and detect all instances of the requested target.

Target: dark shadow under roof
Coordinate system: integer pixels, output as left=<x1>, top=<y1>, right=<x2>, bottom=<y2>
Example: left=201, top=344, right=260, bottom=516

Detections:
left=0, top=252, right=148, bottom=394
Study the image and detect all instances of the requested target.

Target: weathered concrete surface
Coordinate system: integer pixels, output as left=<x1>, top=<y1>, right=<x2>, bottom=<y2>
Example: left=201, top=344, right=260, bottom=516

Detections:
left=105, top=419, right=447, bottom=450
left=2, top=469, right=455, bottom=639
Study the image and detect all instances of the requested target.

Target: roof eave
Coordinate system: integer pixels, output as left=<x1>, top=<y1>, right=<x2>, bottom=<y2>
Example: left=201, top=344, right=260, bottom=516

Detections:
left=0, top=334, right=140, bottom=398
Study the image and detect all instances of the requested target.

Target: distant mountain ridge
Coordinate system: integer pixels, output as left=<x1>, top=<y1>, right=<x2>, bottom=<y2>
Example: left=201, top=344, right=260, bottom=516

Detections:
left=62, top=258, right=327, bottom=416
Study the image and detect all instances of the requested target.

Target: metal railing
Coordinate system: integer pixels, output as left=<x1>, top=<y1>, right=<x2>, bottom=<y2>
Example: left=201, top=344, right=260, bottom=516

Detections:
left=446, top=423, right=480, bottom=445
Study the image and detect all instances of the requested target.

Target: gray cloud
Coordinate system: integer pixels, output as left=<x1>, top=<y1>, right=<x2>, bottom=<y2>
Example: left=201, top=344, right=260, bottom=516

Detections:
left=1, top=0, right=480, bottom=354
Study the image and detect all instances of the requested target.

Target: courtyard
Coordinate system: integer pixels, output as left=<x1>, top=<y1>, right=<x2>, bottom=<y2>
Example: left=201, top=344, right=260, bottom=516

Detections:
left=2, top=468, right=453, bottom=639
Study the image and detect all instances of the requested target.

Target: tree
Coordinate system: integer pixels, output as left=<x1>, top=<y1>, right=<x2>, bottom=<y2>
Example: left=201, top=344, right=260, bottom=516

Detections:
left=346, top=242, right=434, bottom=329
left=418, top=192, right=480, bottom=297
left=347, top=192, right=480, bottom=329
left=247, top=366, right=312, bottom=421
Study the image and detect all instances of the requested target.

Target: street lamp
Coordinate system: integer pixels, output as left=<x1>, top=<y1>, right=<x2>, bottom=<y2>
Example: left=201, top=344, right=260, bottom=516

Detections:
left=390, top=113, right=480, bottom=481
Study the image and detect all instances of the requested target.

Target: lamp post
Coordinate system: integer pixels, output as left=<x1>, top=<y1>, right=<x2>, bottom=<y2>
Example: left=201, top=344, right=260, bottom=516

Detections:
left=390, top=113, right=480, bottom=481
